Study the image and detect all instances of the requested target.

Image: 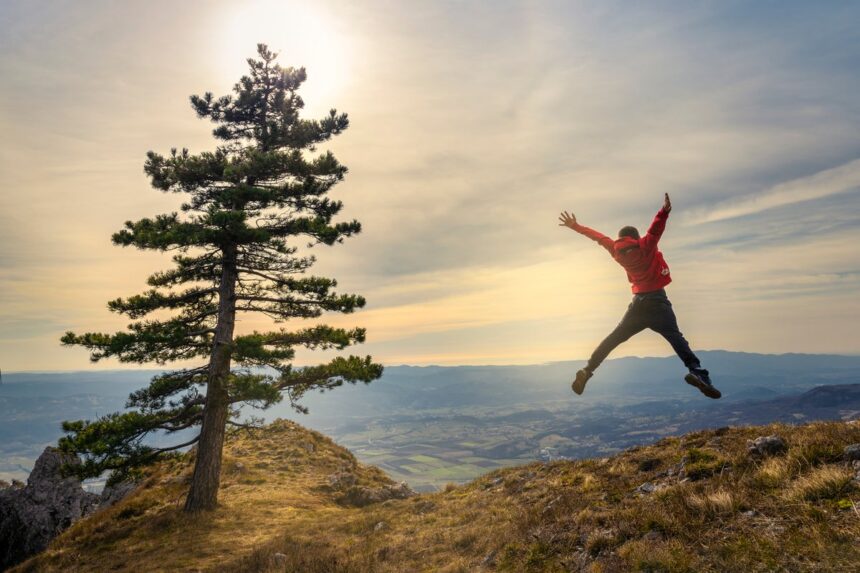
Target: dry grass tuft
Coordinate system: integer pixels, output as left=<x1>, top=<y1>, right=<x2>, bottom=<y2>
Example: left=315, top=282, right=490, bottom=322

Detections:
left=752, top=457, right=793, bottom=488
left=617, top=538, right=699, bottom=572
left=685, top=488, right=738, bottom=516
left=786, top=465, right=855, bottom=501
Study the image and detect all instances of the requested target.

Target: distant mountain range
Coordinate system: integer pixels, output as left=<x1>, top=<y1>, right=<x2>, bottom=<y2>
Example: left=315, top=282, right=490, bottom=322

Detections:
left=2, top=351, right=859, bottom=487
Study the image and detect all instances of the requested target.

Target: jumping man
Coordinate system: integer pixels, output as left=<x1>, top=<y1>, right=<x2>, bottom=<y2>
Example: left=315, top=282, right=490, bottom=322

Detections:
left=558, top=194, right=721, bottom=399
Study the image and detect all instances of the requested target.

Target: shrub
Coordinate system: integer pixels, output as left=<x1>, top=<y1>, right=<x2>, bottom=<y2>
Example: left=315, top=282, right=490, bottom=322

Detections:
left=684, top=449, right=729, bottom=481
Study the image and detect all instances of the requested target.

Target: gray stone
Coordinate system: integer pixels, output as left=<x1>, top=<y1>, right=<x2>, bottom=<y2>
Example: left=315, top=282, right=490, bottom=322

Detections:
left=327, top=472, right=357, bottom=489
left=844, top=444, right=860, bottom=461
left=0, top=447, right=101, bottom=570
left=373, top=521, right=386, bottom=532
left=483, top=476, right=504, bottom=489
left=272, top=552, right=288, bottom=566
left=636, top=482, right=657, bottom=494
left=337, top=481, right=417, bottom=507
left=100, top=480, right=137, bottom=508
left=747, top=435, right=788, bottom=457
left=482, top=549, right=498, bottom=566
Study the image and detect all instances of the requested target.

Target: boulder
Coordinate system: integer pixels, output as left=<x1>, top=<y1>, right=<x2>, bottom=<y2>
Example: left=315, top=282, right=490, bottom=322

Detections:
left=100, top=480, right=138, bottom=508
left=337, top=481, right=416, bottom=507
left=747, top=435, right=788, bottom=458
left=843, top=444, right=860, bottom=461
left=635, top=481, right=661, bottom=494
left=0, top=447, right=100, bottom=570
left=327, top=472, right=358, bottom=489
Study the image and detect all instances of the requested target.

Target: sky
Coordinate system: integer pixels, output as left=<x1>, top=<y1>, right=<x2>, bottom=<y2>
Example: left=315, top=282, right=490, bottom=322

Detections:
left=1, top=0, right=860, bottom=371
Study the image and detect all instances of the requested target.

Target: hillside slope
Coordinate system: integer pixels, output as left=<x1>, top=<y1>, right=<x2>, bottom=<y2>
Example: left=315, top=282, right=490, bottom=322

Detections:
left=14, top=419, right=860, bottom=572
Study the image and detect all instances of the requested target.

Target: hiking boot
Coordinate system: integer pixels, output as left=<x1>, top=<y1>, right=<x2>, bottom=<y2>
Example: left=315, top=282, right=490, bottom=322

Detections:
left=572, top=368, right=593, bottom=395
left=685, top=368, right=721, bottom=399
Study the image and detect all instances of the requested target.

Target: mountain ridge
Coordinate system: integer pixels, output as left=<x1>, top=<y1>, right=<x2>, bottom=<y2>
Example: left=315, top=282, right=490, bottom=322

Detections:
left=11, top=417, right=860, bottom=572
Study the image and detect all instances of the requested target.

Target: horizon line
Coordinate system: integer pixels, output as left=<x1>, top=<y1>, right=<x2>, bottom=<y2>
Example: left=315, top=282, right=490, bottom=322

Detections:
left=3, top=349, right=860, bottom=375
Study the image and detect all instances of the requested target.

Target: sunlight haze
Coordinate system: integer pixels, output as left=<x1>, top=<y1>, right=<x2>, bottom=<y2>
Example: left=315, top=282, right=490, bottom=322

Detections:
left=1, top=0, right=859, bottom=370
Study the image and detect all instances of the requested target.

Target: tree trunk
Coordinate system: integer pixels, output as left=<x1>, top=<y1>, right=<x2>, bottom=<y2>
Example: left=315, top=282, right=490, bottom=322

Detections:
left=184, top=245, right=238, bottom=512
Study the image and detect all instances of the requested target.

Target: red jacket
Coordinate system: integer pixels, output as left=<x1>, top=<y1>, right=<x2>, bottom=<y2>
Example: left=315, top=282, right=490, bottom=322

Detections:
left=573, top=208, right=672, bottom=293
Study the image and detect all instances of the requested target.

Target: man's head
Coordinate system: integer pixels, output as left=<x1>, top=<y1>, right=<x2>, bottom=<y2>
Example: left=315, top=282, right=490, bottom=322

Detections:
left=618, top=226, right=640, bottom=240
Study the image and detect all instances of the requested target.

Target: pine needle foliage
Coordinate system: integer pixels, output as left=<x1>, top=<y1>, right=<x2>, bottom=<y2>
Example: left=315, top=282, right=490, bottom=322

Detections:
left=59, top=44, right=382, bottom=510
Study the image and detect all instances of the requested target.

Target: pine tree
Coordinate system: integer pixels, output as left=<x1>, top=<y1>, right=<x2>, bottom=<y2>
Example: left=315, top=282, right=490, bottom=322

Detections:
left=60, top=44, right=382, bottom=512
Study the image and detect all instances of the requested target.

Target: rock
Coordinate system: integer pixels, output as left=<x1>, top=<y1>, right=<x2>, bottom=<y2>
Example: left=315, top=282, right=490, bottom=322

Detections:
left=100, top=480, right=138, bottom=508
left=272, top=552, right=288, bottom=566
left=373, top=521, right=386, bottom=532
left=676, top=456, right=689, bottom=480
left=338, top=481, right=417, bottom=507
left=747, top=435, right=788, bottom=457
left=844, top=444, right=860, bottom=461
left=636, top=482, right=657, bottom=494
left=0, top=447, right=101, bottom=570
left=300, top=442, right=315, bottom=453
left=412, top=499, right=436, bottom=513
left=482, top=549, right=498, bottom=566
left=742, top=510, right=757, bottom=518
left=234, top=461, right=246, bottom=472
left=483, top=476, right=504, bottom=489
left=327, top=472, right=357, bottom=489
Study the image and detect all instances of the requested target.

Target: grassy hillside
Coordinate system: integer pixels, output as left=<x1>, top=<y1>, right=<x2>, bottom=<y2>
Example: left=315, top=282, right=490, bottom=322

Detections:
left=14, top=419, right=860, bottom=572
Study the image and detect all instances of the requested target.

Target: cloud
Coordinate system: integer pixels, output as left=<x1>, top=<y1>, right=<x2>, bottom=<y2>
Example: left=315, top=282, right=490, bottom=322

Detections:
left=3, top=0, right=860, bottom=368
left=691, top=158, right=860, bottom=223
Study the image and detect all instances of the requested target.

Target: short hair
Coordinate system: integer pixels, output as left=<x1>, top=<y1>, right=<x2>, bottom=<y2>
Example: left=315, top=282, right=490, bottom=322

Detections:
left=618, top=226, right=640, bottom=239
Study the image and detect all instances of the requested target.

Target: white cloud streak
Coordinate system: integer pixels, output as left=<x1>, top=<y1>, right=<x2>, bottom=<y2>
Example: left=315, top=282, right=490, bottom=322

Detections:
left=692, top=158, right=860, bottom=224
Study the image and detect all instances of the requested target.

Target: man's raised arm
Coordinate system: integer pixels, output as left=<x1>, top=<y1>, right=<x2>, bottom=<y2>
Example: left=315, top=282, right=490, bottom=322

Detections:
left=559, top=210, right=614, bottom=253
left=642, top=193, right=672, bottom=249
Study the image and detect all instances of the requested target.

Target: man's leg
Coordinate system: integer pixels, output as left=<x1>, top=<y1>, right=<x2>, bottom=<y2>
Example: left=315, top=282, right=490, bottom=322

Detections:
left=647, top=297, right=700, bottom=369
left=573, top=300, right=646, bottom=395
left=586, top=300, right=647, bottom=372
left=648, top=296, right=720, bottom=398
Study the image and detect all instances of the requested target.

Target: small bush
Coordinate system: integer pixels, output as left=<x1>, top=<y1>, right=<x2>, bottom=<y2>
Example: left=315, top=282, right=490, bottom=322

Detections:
left=684, top=449, right=729, bottom=481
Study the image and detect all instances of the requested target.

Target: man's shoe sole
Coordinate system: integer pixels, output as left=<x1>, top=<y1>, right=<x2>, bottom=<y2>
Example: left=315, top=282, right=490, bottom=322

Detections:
left=571, top=371, right=590, bottom=395
left=685, top=373, right=722, bottom=399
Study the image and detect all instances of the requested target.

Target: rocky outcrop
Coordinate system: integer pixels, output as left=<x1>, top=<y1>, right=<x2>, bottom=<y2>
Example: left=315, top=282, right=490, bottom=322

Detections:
left=843, top=443, right=860, bottom=461
left=747, top=435, right=788, bottom=458
left=336, top=481, right=417, bottom=507
left=0, top=447, right=115, bottom=570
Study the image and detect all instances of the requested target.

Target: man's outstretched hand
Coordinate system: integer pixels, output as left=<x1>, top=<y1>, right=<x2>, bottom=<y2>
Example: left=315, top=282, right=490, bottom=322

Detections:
left=663, top=193, right=672, bottom=213
left=558, top=211, right=578, bottom=229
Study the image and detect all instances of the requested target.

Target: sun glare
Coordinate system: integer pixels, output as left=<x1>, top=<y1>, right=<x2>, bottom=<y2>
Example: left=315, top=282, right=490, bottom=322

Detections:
left=218, top=1, right=352, bottom=113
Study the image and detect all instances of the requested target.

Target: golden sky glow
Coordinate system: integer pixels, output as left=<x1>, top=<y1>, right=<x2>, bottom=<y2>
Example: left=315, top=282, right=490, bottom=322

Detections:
left=2, top=1, right=860, bottom=371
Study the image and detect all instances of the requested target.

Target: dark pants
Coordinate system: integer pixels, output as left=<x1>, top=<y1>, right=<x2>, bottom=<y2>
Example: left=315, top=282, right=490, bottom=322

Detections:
left=586, top=289, right=701, bottom=372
